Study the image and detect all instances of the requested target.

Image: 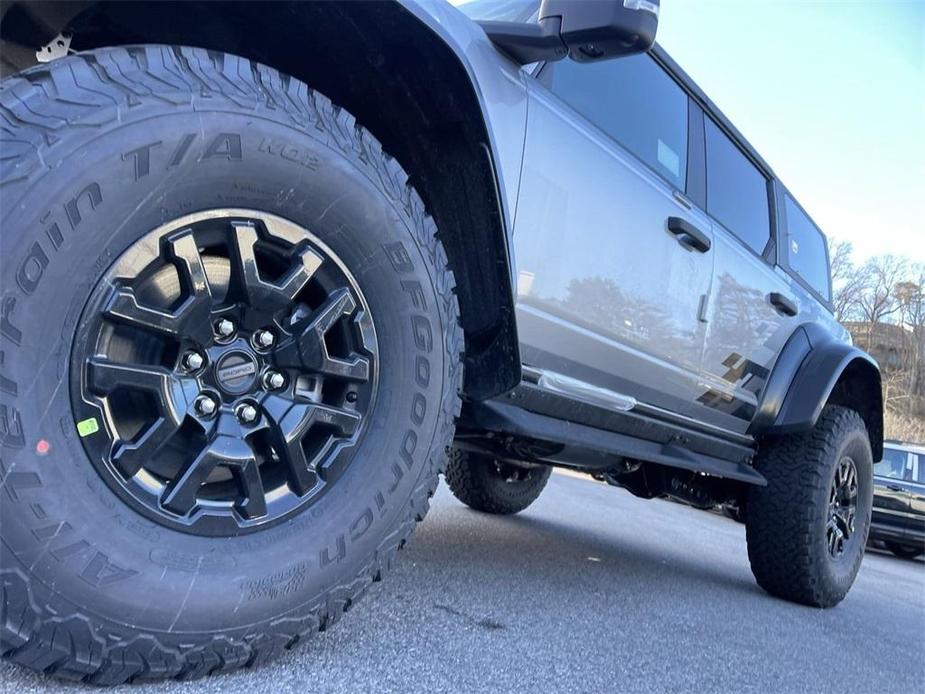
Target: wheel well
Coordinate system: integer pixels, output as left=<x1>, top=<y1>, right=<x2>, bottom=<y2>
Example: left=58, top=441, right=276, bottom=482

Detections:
left=827, top=358, right=884, bottom=462
left=0, top=0, right=520, bottom=399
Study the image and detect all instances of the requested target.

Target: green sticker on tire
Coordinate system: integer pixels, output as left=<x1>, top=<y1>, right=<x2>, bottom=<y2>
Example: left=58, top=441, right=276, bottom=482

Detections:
left=76, top=417, right=99, bottom=437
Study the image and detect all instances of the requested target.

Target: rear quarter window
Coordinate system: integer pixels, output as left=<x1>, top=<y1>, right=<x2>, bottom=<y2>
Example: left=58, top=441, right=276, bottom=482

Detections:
left=783, top=195, right=831, bottom=301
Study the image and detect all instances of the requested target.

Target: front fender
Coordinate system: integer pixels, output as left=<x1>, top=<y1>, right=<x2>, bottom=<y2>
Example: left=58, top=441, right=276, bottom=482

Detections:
left=397, top=0, right=529, bottom=265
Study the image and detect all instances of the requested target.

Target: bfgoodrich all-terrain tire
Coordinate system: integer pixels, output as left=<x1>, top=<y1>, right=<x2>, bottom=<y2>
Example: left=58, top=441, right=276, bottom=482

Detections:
left=445, top=449, right=552, bottom=515
left=0, top=46, right=462, bottom=683
left=746, top=405, right=873, bottom=608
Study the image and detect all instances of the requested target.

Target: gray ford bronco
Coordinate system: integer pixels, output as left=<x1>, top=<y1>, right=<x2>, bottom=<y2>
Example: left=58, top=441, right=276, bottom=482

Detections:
left=0, top=0, right=883, bottom=684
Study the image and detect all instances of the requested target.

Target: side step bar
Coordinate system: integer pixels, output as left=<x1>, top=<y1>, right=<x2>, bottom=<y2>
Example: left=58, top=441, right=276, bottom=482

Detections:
left=465, top=399, right=767, bottom=487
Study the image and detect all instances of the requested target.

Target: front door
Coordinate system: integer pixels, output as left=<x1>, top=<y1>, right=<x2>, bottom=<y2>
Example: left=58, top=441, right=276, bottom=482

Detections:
left=513, top=54, right=713, bottom=417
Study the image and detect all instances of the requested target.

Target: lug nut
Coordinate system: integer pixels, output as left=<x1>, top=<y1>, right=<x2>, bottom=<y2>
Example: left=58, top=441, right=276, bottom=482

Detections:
left=253, top=329, right=275, bottom=349
left=214, top=318, right=235, bottom=339
left=194, top=394, right=217, bottom=417
left=183, top=351, right=204, bottom=371
left=236, top=403, right=259, bottom=424
left=263, top=371, right=286, bottom=390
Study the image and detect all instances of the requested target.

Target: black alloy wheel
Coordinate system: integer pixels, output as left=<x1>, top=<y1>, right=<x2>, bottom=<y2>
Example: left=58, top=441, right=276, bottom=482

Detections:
left=71, top=210, right=378, bottom=535
left=826, top=455, right=858, bottom=559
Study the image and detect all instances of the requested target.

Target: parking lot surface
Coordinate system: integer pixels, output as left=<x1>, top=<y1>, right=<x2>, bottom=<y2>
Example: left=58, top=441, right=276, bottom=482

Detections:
left=3, top=471, right=923, bottom=694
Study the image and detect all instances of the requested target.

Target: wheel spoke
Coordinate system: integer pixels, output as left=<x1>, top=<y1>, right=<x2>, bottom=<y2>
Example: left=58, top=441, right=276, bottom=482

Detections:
left=161, top=442, right=223, bottom=515
left=88, top=358, right=196, bottom=425
left=161, top=430, right=266, bottom=518
left=261, top=395, right=360, bottom=495
left=104, top=230, right=214, bottom=344
left=230, top=454, right=268, bottom=520
left=110, top=416, right=179, bottom=478
left=259, top=396, right=316, bottom=495
left=231, top=222, right=323, bottom=312
left=274, top=288, right=370, bottom=381
left=310, top=403, right=362, bottom=436
left=169, top=229, right=212, bottom=301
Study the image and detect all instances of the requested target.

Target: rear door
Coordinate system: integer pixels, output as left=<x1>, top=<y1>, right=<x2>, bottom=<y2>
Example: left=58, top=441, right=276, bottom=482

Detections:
left=872, top=446, right=914, bottom=542
left=695, top=118, right=798, bottom=433
left=512, top=53, right=714, bottom=417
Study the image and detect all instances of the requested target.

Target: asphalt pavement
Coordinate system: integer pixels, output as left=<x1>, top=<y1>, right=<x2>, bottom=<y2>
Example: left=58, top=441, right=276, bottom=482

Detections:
left=3, top=471, right=923, bottom=693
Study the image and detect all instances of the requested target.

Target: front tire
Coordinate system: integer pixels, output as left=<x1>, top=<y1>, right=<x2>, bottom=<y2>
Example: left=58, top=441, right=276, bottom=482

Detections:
left=0, top=46, right=462, bottom=683
left=746, top=406, right=873, bottom=608
left=445, top=450, right=551, bottom=515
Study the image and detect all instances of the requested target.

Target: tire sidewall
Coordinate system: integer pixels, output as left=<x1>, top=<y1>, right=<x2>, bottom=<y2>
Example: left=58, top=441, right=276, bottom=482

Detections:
left=1, top=64, right=453, bottom=637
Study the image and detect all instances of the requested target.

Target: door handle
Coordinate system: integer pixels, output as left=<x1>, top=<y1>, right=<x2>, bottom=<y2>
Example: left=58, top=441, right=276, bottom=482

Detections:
left=887, top=484, right=904, bottom=492
left=769, top=292, right=798, bottom=317
left=667, top=217, right=711, bottom=253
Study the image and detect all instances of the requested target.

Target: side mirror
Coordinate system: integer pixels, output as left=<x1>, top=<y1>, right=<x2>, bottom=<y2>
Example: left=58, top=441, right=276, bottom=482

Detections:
left=478, top=0, right=659, bottom=66
left=541, top=0, right=659, bottom=63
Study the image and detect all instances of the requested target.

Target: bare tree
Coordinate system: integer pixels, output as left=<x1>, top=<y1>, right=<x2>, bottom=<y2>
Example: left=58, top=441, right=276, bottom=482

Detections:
left=894, top=267, right=925, bottom=401
left=829, top=239, right=865, bottom=322
left=836, top=251, right=924, bottom=438
left=856, top=255, right=908, bottom=345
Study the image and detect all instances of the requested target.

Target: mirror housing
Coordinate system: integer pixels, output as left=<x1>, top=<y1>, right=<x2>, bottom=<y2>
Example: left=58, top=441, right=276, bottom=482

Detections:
left=478, top=0, right=658, bottom=66
left=541, top=0, right=659, bottom=63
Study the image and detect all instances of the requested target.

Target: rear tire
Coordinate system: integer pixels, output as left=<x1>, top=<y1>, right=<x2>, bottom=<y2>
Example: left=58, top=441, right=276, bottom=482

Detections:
left=0, top=46, right=462, bottom=683
left=445, top=449, right=551, bottom=515
left=885, top=542, right=924, bottom=560
left=746, top=406, right=873, bottom=608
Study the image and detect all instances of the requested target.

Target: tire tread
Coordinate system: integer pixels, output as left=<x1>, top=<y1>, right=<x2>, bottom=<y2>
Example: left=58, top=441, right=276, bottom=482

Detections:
left=745, top=405, right=869, bottom=607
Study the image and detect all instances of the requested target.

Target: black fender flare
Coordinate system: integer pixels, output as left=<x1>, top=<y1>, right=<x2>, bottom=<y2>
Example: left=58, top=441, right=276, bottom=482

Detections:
left=749, top=323, right=883, bottom=460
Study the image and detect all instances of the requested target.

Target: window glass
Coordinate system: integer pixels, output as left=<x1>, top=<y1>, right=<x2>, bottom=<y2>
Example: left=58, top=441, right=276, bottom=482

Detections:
left=784, top=195, right=831, bottom=300
left=705, top=119, right=770, bottom=254
left=548, top=54, right=688, bottom=190
left=915, top=455, right=924, bottom=484
left=874, top=448, right=908, bottom=480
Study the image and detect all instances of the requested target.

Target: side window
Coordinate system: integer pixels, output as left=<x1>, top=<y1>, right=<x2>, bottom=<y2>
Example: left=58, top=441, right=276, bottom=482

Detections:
left=784, top=195, right=831, bottom=300
left=547, top=54, right=688, bottom=190
left=704, top=119, right=770, bottom=255
left=873, top=448, right=908, bottom=480
left=915, top=455, right=924, bottom=484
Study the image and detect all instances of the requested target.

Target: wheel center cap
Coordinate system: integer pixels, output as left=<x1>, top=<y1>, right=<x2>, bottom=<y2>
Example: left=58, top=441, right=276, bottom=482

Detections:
left=215, top=350, right=258, bottom=394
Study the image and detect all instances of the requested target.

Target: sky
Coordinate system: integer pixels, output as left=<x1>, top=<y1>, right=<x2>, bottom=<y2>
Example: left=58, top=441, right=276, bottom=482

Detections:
left=647, top=0, right=925, bottom=264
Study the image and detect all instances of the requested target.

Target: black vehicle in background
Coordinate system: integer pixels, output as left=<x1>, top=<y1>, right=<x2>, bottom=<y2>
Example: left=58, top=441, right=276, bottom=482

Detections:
left=870, top=441, right=925, bottom=559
